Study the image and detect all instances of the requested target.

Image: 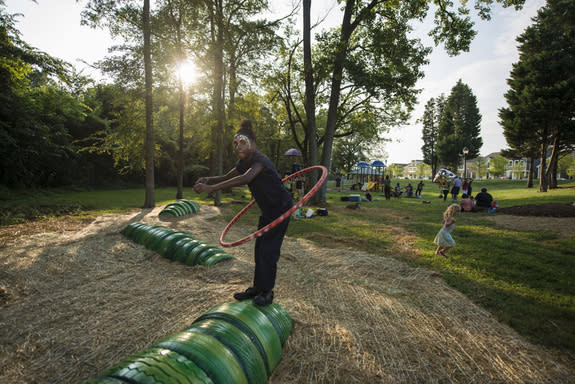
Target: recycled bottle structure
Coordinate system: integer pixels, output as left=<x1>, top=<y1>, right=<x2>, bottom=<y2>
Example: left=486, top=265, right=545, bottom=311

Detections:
left=159, top=200, right=200, bottom=217
left=122, top=222, right=233, bottom=267
left=82, top=301, right=293, bottom=384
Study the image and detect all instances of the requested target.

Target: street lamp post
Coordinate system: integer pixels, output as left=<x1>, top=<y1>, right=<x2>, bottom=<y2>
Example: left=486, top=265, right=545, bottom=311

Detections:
left=462, top=147, right=469, bottom=179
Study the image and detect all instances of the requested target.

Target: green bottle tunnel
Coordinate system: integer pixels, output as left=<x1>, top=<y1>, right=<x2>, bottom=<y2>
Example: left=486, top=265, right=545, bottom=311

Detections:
left=82, top=301, right=293, bottom=384
left=159, top=199, right=200, bottom=217
left=122, top=222, right=233, bottom=267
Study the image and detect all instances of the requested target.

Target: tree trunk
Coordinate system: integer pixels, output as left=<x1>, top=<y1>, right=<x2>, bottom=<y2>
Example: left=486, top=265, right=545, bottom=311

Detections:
left=303, top=0, right=318, bottom=202
left=538, top=125, right=549, bottom=192
left=175, top=16, right=185, bottom=200
left=143, top=0, right=155, bottom=208
left=176, top=75, right=184, bottom=199
left=213, top=0, right=225, bottom=206
left=546, top=135, right=559, bottom=189
left=431, top=152, right=438, bottom=179
left=319, top=0, right=356, bottom=203
left=527, top=156, right=534, bottom=188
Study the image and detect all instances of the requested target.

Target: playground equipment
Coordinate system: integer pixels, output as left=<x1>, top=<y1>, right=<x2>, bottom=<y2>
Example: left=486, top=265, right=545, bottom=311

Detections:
left=220, top=165, right=328, bottom=248
left=122, top=222, right=233, bottom=266
left=362, top=180, right=378, bottom=191
left=82, top=300, right=293, bottom=384
left=349, top=160, right=386, bottom=191
left=159, top=199, right=200, bottom=217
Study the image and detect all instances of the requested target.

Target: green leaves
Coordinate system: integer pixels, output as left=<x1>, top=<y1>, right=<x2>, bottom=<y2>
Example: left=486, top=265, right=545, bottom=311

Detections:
left=433, top=80, right=482, bottom=170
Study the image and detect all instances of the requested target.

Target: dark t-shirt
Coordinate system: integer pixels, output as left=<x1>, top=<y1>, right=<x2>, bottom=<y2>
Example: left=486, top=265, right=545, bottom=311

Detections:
left=236, top=150, right=293, bottom=219
left=475, top=191, right=493, bottom=208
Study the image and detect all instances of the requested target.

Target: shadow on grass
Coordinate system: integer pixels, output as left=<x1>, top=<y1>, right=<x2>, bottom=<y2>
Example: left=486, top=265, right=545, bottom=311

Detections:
left=442, top=270, right=575, bottom=352
left=412, top=222, right=575, bottom=353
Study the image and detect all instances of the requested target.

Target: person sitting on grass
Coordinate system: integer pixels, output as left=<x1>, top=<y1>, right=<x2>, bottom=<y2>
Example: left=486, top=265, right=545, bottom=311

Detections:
left=394, top=183, right=403, bottom=198
left=460, top=193, right=475, bottom=212
left=475, top=188, right=494, bottom=210
left=405, top=183, right=413, bottom=198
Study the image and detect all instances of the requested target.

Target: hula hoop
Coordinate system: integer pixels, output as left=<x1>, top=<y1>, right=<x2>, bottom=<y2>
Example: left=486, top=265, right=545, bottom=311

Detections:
left=219, top=165, right=328, bottom=248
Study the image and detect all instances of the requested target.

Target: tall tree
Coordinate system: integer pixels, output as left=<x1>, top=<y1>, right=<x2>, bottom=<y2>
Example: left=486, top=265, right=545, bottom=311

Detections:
left=436, top=80, right=482, bottom=171
left=435, top=108, right=460, bottom=170
left=154, top=0, right=200, bottom=199
left=142, top=0, right=155, bottom=207
left=82, top=0, right=157, bottom=207
left=312, top=0, right=524, bottom=203
left=421, top=94, right=446, bottom=177
left=194, top=0, right=278, bottom=205
left=303, top=0, right=319, bottom=200
left=499, top=0, right=575, bottom=192
left=0, top=3, right=81, bottom=187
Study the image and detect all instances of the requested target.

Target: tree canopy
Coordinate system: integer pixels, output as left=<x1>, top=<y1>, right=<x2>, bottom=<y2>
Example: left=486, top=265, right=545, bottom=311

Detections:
left=2, top=0, right=538, bottom=198
left=499, top=0, right=575, bottom=191
left=422, top=80, right=482, bottom=173
left=421, top=94, right=446, bottom=177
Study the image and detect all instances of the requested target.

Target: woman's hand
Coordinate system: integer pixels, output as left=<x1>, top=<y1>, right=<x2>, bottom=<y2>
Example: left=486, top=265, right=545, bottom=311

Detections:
left=193, top=183, right=212, bottom=194
left=195, top=177, right=209, bottom=185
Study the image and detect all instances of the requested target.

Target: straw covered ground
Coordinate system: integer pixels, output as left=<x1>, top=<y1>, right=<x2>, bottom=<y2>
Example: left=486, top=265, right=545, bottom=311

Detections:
left=0, top=205, right=574, bottom=383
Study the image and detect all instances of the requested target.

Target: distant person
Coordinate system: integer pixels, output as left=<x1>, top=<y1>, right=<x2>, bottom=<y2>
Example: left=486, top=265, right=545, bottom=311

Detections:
left=394, top=183, right=403, bottom=198
left=475, top=187, right=494, bottom=210
left=434, top=204, right=461, bottom=257
left=405, top=183, right=413, bottom=198
left=467, top=179, right=473, bottom=197
left=365, top=191, right=372, bottom=201
left=462, top=178, right=469, bottom=196
left=384, top=175, right=391, bottom=200
left=451, top=176, right=462, bottom=200
left=336, top=175, right=342, bottom=191
left=460, top=193, right=475, bottom=212
left=415, top=181, right=424, bottom=197
left=440, top=179, right=450, bottom=201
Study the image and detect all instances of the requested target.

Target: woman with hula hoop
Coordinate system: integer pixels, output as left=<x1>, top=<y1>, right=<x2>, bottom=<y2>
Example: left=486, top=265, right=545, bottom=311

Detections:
left=193, top=119, right=293, bottom=306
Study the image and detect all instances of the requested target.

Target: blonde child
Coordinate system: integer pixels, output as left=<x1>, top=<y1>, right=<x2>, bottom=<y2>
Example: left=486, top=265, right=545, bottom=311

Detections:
left=434, top=204, right=461, bottom=257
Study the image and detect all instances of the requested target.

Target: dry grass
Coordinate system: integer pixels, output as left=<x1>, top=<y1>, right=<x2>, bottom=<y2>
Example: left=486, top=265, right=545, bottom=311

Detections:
left=489, top=215, right=575, bottom=237
left=0, top=206, right=573, bottom=383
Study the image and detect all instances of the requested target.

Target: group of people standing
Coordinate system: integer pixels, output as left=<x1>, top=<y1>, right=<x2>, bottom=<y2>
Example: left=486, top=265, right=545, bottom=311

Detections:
left=439, top=176, right=473, bottom=201
left=438, top=175, right=496, bottom=212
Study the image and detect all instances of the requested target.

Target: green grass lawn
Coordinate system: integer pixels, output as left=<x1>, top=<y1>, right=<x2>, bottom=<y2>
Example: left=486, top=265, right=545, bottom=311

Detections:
left=1, top=179, right=574, bottom=352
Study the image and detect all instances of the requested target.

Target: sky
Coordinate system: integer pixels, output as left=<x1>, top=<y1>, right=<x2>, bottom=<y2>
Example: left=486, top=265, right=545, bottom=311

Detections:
left=5, top=0, right=545, bottom=165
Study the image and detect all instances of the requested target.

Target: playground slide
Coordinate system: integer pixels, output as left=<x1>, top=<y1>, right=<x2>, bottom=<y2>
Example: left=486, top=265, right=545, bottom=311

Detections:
left=362, top=181, right=377, bottom=191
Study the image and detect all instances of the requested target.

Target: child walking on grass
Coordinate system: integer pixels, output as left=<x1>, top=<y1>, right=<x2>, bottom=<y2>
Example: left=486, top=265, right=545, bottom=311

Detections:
left=434, top=204, right=461, bottom=257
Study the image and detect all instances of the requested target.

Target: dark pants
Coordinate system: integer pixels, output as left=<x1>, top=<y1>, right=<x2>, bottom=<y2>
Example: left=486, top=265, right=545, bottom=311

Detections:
left=253, top=214, right=290, bottom=291
left=384, top=185, right=391, bottom=200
